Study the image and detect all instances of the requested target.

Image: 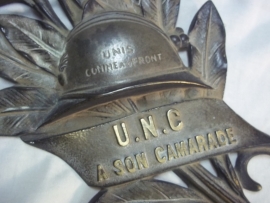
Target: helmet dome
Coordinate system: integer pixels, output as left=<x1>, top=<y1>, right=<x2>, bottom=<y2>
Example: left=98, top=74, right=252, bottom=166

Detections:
left=59, top=13, right=206, bottom=98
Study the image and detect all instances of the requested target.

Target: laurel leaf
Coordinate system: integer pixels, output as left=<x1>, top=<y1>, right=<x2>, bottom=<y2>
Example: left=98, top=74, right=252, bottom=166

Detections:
left=0, top=15, right=65, bottom=76
left=59, top=0, right=83, bottom=26
left=188, top=1, right=227, bottom=88
left=83, top=0, right=142, bottom=20
left=0, top=30, right=58, bottom=88
left=163, top=0, right=180, bottom=34
left=90, top=180, right=208, bottom=203
left=0, top=86, right=57, bottom=136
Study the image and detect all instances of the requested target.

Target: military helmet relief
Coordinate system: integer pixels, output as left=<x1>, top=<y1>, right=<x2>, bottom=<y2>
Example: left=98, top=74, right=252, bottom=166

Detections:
left=0, top=0, right=269, bottom=203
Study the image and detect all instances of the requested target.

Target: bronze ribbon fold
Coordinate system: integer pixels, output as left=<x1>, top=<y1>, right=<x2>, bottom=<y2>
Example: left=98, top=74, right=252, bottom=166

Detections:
left=31, top=99, right=270, bottom=187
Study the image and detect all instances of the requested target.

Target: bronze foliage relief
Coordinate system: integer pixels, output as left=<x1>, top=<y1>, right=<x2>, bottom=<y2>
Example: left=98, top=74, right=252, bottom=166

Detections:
left=0, top=0, right=269, bottom=202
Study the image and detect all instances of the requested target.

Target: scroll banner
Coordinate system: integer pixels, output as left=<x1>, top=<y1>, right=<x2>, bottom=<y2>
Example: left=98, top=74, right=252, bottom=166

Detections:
left=33, top=99, right=270, bottom=187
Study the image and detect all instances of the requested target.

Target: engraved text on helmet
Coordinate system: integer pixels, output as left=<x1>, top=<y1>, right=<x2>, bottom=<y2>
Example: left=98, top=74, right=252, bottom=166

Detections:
left=85, top=45, right=162, bottom=77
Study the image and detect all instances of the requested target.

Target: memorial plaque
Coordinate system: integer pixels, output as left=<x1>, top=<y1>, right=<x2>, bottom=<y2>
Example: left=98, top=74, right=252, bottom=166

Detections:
left=0, top=0, right=269, bottom=202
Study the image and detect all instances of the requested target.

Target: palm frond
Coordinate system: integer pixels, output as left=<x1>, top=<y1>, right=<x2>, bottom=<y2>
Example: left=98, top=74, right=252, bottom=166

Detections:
left=59, top=0, right=84, bottom=26
left=0, top=15, right=65, bottom=77
left=174, top=158, right=248, bottom=203
left=83, top=0, right=143, bottom=20
left=0, top=30, right=58, bottom=88
left=0, top=86, right=58, bottom=136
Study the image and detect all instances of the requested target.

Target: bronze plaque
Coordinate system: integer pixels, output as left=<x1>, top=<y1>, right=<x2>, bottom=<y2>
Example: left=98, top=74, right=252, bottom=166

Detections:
left=0, top=0, right=269, bottom=202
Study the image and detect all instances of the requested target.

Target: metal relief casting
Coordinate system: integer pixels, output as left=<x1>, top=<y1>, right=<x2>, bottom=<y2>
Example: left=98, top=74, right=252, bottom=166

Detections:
left=0, top=0, right=269, bottom=202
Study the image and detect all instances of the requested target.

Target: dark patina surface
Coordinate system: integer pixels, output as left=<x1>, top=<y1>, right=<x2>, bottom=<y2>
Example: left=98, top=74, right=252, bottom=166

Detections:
left=0, top=1, right=269, bottom=202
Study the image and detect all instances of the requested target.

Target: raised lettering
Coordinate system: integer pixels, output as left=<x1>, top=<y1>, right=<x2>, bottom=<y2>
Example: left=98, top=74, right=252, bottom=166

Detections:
left=216, top=130, right=228, bottom=146
left=125, top=157, right=136, bottom=173
left=113, top=160, right=125, bottom=176
left=167, top=144, right=178, bottom=160
left=97, top=164, right=109, bottom=182
left=140, top=116, right=158, bottom=140
left=189, top=138, right=199, bottom=154
left=175, top=141, right=189, bottom=157
left=196, top=135, right=209, bottom=152
left=155, top=147, right=166, bottom=163
left=167, top=109, right=183, bottom=131
left=113, top=123, right=130, bottom=147
left=135, top=153, right=149, bottom=170
left=226, top=128, right=236, bottom=144
left=208, top=133, right=219, bottom=149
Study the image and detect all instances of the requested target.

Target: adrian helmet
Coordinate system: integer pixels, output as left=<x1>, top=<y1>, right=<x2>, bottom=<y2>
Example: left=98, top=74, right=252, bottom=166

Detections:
left=59, top=12, right=207, bottom=99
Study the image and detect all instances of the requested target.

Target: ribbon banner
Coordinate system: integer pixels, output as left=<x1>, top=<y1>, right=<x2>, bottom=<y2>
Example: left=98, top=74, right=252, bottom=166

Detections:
left=32, top=99, right=270, bottom=187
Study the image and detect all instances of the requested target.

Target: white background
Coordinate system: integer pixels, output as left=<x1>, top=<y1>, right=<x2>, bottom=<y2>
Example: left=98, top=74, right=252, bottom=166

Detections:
left=0, top=0, right=270, bottom=202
